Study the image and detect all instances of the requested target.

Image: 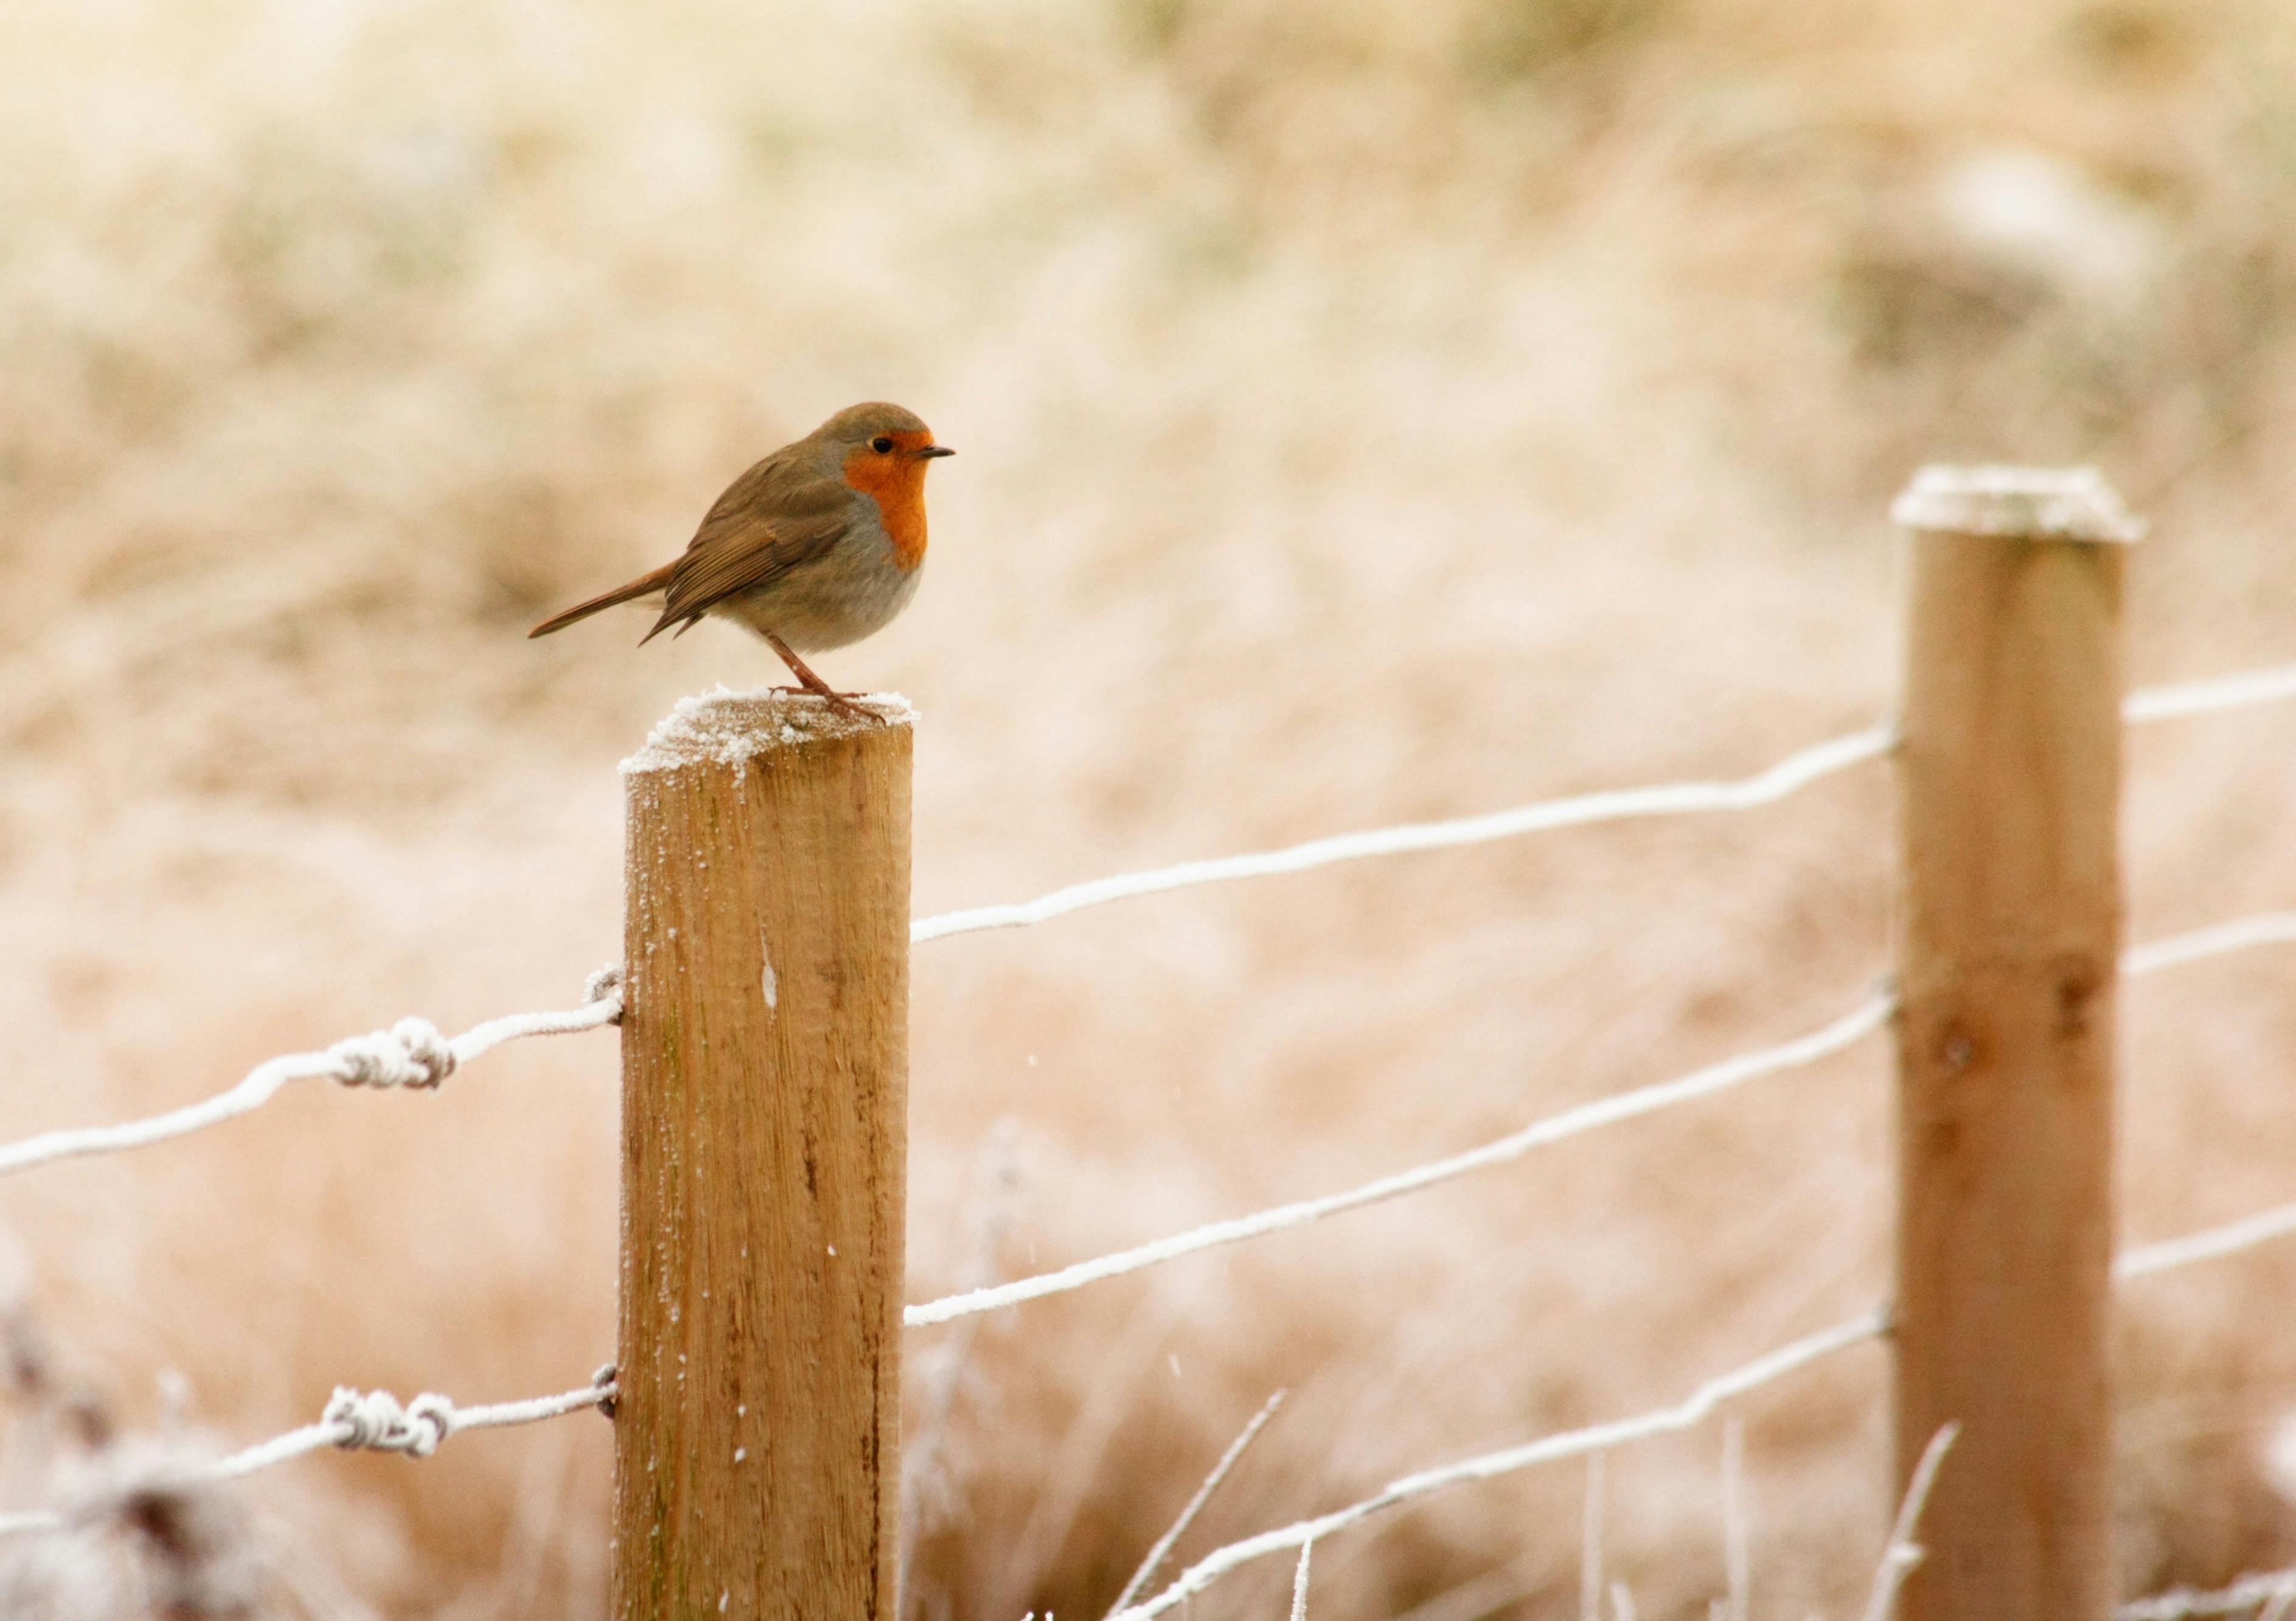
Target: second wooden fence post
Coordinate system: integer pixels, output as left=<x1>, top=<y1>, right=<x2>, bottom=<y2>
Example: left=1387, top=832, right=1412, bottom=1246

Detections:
left=614, top=692, right=914, bottom=1620
left=1890, top=467, right=2141, bottom=1621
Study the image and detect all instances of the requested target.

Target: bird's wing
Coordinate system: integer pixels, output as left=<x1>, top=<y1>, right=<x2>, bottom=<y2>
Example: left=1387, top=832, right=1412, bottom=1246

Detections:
left=644, top=457, right=855, bottom=642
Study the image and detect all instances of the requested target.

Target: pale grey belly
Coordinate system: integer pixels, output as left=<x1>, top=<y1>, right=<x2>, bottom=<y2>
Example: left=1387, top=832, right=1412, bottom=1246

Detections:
left=712, top=538, right=922, bottom=653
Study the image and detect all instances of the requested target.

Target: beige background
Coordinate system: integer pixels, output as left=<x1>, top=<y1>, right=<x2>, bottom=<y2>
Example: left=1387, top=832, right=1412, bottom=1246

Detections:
left=2, top=1, right=2295, bottom=1616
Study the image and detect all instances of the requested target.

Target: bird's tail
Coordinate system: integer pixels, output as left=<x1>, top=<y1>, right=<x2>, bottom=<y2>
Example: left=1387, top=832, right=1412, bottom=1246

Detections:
left=527, top=561, right=679, bottom=639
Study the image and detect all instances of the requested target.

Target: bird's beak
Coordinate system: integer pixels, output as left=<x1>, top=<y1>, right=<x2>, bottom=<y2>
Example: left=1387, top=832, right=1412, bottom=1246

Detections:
left=918, top=445, right=955, bottom=459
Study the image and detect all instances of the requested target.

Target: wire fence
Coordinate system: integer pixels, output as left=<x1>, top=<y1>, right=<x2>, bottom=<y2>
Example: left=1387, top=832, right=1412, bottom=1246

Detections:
left=0, top=1374, right=617, bottom=1538
left=1107, top=1168, right=2296, bottom=1621
left=909, top=661, right=2296, bottom=945
left=4, top=656, right=2294, bottom=1618
left=18, top=1123, right=2284, bottom=1604
left=0, top=968, right=624, bottom=1178
left=2119, top=1569, right=2296, bottom=1621
left=907, top=903, right=2296, bottom=1330
left=12, top=662, right=2289, bottom=1192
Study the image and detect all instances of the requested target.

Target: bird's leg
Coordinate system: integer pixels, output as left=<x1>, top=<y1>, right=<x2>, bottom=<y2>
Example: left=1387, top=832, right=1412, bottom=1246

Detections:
left=762, top=631, right=877, bottom=723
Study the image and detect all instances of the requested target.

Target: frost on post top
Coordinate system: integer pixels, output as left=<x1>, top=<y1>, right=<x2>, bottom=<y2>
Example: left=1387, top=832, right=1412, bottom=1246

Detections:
left=619, top=686, right=917, bottom=776
left=1890, top=464, right=2146, bottom=544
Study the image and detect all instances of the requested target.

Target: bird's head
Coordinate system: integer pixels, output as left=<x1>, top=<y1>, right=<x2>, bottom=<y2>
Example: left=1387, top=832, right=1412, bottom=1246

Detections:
left=819, top=401, right=953, bottom=488
left=819, top=402, right=950, bottom=568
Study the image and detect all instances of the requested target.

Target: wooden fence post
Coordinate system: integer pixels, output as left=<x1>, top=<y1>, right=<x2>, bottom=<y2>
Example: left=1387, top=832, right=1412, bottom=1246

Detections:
left=1890, top=467, right=2143, bottom=1621
left=614, top=692, right=914, bottom=1620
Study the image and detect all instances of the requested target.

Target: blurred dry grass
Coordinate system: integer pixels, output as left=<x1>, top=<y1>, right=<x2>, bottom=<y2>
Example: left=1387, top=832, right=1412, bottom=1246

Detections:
left=3, top=0, right=2296, bottom=1614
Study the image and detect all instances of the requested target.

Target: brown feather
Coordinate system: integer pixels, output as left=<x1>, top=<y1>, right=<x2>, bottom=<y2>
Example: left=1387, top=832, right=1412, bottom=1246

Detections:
left=527, top=559, right=680, bottom=638
left=639, top=454, right=857, bottom=644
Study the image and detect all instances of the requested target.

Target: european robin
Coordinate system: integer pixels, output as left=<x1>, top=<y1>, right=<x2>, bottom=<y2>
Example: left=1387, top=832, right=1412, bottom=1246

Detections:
left=529, top=401, right=952, bottom=717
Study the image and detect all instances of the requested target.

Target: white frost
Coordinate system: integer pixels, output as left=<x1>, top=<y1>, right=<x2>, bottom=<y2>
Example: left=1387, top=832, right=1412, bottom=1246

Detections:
left=620, top=684, right=916, bottom=776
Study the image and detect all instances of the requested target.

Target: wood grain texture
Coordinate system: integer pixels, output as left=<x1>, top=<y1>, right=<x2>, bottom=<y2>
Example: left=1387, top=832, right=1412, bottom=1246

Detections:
left=1893, top=526, right=2126, bottom=1621
left=614, top=693, right=913, bottom=1621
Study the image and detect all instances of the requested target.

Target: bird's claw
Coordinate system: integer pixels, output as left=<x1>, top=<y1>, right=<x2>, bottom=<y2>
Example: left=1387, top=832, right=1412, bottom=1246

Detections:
left=768, top=684, right=881, bottom=724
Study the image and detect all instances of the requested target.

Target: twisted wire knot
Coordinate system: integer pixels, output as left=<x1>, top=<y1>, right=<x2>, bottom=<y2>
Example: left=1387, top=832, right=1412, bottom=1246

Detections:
left=326, top=1018, right=457, bottom=1089
left=324, top=1387, right=454, bottom=1457
left=585, top=965, right=625, bottom=1023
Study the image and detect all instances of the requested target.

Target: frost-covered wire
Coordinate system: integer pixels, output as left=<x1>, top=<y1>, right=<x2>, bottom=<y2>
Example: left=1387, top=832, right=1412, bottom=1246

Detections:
left=0, top=968, right=622, bottom=1179
left=2115, top=911, right=2296, bottom=1282
left=2114, top=903, right=2296, bottom=1294
left=13, top=1173, right=2291, bottom=1553
left=908, top=904, right=2296, bottom=1329
left=909, top=726, right=1896, bottom=943
left=2119, top=1567, right=2296, bottom=1621
left=905, top=993, right=1894, bottom=1327
left=2118, top=1201, right=2296, bottom=1281
left=2122, top=913, right=2296, bottom=976
left=911, top=658, right=2296, bottom=948
left=11, top=658, right=2284, bottom=1182
left=1108, top=1167, right=2296, bottom=1621
left=2123, top=662, right=2296, bottom=724
left=1107, top=1311, right=1891, bottom=1620
left=0, top=1372, right=616, bottom=1538
left=5, top=921, right=2294, bottom=1552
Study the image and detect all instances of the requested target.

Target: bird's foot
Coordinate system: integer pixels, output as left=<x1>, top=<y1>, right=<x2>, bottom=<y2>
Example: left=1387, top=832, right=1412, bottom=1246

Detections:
left=768, top=682, right=880, bottom=724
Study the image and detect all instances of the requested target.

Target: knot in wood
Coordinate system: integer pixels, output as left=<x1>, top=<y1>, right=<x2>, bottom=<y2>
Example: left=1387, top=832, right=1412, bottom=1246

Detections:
left=1932, top=1018, right=1981, bottom=1077
left=2052, top=953, right=2106, bottom=1037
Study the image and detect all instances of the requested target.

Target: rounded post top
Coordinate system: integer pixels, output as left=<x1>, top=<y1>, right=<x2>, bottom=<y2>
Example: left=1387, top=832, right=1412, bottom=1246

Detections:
left=1890, top=465, right=2145, bottom=544
left=620, top=687, right=915, bottom=777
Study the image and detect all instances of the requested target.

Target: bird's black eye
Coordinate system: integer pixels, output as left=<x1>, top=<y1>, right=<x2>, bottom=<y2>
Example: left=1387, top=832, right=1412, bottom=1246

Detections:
left=871, top=436, right=894, bottom=454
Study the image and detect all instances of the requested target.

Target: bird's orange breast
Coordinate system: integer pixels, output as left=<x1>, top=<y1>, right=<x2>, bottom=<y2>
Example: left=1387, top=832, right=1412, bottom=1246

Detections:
left=841, top=439, right=932, bottom=570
